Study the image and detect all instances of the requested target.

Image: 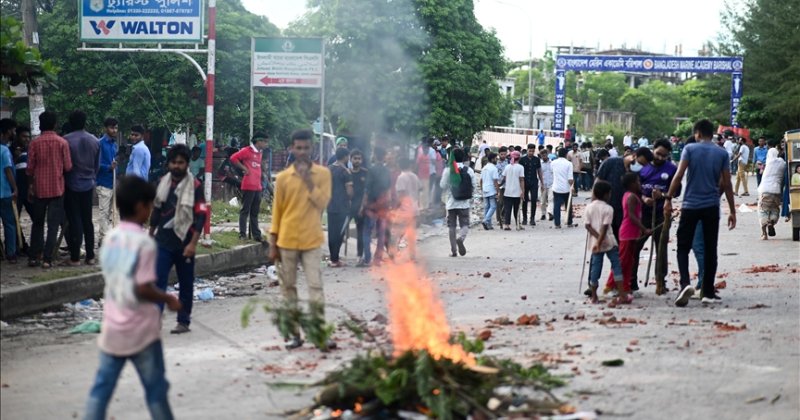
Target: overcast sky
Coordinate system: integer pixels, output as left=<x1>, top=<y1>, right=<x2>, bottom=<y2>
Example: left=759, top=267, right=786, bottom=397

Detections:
left=241, top=0, right=731, bottom=61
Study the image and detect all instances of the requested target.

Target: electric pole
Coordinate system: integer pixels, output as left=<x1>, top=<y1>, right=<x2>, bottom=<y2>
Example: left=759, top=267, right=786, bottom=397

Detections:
left=21, top=0, right=45, bottom=136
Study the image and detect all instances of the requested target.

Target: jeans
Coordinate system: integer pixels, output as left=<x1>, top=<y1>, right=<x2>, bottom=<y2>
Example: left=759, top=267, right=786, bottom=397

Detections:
left=552, top=192, right=573, bottom=227
left=155, top=246, right=194, bottom=326
left=573, top=172, right=582, bottom=192
left=96, top=186, right=114, bottom=242
left=29, top=195, right=64, bottom=263
left=502, top=196, right=520, bottom=225
left=84, top=340, right=173, bottom=420
left=521, top=184, right=539, bottom=221
left=447, top=208, right=470, bottom=253
left=362, top=215, right=387, bottom=264
left=582, top=170, right=593, bottom=191
left=589, top=247, right=622, bottom=287
left=677, top=207, right=718, bottom=296
left=239, top=190, right=262, bottom=240
left=693, top=221, right=705, bottom=288
left=0, top=198, right=17, bottom=257
left=327, top=212, right=347, bottom=263
left=483, top=195, right=497, bottom=226
left=65, top=188, right=96, bottom=262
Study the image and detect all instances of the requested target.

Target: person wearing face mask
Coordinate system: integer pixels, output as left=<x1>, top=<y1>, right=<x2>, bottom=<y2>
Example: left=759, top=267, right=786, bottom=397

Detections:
left=150, top=145, right=207, bottom=334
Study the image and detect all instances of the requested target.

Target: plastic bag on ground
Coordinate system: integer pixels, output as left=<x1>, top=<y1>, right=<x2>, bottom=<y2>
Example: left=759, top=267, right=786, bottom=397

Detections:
left=70, top=320, right=101, bottom=334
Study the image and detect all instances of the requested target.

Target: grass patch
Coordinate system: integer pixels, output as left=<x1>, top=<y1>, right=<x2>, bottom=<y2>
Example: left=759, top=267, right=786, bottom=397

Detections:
left=30, top=267, right=99, bottom=283
left=197, top=230, right=256, bottom=255
left=210, top=200, right=270, bottom=225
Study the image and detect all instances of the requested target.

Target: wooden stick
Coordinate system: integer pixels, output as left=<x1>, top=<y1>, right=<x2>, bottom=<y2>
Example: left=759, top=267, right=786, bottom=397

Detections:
left=11, top=200, right=22, bottom=247
left=644, top=209, right=656, bottom=287
left=579, top=230, right=589, bottom=294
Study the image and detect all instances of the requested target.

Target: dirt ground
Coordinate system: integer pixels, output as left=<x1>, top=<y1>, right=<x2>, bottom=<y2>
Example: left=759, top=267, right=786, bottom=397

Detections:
left=1, top=192, right=798, bottom=420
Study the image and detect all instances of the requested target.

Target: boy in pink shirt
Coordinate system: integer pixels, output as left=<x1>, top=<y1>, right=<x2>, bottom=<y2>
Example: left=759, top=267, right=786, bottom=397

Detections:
left=84, top=176, right=181, bottom=420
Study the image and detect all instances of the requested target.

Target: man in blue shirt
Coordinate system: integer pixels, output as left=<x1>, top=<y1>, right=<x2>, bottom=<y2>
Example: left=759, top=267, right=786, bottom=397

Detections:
left=97, top=118, right=119, bottom=244
left=537, top=130, right=545, bottom=147
left=0, top=118, right=19, bottom=262
left=126, top=125, right=150, bottom=181
left=665, top=119, right=736, bottom=307
left=63, top=110, right=100, bottom=265
left=753, top=136, right=769, bottom=186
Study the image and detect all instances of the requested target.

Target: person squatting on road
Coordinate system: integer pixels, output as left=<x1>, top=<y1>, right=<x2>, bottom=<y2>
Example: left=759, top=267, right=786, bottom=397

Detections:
left=269, top=129, right=333, bottom=350
left=665, top=119, right=736, bottom=307
left=230, top=133, right=269, bottom=242
left=584, top=180, right=623, bottom=304
left=149, top=145, right=206, bottom=335
left=440, top=147, right=477, bottom=256
left=84, top=175, right=181, bottom=420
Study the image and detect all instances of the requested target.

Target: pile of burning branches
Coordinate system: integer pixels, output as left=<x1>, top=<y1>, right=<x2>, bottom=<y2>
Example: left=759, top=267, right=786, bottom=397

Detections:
left=244, top=261, right=573, bottom=419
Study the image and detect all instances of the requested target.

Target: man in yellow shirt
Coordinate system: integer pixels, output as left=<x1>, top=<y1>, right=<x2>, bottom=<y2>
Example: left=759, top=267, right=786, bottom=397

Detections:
left=268, top=129, right=332, bottom=350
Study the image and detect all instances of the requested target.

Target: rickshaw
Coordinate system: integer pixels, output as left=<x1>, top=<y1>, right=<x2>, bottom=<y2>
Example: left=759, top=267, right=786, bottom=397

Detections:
left=785, top=129, right=800, bottom=241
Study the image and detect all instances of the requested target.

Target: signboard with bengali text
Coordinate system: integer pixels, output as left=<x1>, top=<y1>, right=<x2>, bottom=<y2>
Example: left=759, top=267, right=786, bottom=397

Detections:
left=252, top=38, right=323, bottom=89
left=79, top=0, right=204, bottom=44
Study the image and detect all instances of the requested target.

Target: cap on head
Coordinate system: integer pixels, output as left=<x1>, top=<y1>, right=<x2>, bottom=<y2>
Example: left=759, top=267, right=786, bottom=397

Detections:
left=336, top=136, right=348, bottom=146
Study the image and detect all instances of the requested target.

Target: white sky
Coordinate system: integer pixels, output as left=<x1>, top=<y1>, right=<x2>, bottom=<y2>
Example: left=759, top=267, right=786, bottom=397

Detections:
left=241, top=0, right=730, bottom=61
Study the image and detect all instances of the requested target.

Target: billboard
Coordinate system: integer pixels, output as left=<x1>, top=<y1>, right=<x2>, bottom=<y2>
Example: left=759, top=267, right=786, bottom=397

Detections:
left=79, top=0, right=204, bottom=44
left=555, top=55, right=744, bottom=74
left=252, top=38, right=323, bottom=89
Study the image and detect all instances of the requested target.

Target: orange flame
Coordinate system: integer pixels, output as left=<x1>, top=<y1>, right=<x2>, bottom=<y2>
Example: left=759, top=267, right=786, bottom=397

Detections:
left=382, top=261, right=476, bottom=366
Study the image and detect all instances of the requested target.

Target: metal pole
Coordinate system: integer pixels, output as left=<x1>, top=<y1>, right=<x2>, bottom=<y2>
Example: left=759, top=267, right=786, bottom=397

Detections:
left=249, top=37, right=255, bottom=141
left=21, top=0, right=44, bottom=136
left=203, top=0, right=217, bottom=236
left=319, top=39, right=326, bottom=165
left=527, top=40, right=534, bottom=130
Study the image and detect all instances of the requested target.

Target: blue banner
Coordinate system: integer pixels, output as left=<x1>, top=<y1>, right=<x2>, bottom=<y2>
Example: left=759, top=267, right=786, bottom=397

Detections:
left=555, top=55, right=744, bottom=74
left=80, top=0, right=204, bottom=43
left=730, top=72, right=743, bottom=127
left=553, top=69, right=566, bottom=131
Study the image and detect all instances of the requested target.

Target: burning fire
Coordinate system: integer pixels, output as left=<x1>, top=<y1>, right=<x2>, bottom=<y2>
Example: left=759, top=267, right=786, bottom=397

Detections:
left=382, top=261, right=476, bottom=366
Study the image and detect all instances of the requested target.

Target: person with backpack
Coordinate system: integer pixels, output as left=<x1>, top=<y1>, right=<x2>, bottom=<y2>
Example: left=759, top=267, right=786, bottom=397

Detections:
left=439, top=148, right=476, bottom=257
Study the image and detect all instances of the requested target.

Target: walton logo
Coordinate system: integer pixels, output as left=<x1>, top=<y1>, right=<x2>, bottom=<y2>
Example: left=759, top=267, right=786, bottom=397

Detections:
left=90, top=20, right=115, bottom=35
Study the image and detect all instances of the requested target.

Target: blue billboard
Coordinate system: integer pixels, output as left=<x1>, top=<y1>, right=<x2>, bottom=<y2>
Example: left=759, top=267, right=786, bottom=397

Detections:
left=80, top=0, right=204, bottom=43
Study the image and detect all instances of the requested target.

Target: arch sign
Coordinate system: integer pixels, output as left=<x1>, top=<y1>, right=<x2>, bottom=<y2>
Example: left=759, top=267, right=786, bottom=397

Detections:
left=552, top=55, right=745, bottom=131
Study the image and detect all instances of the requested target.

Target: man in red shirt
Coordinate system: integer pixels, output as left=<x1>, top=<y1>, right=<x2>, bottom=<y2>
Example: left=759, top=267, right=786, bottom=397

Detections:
left=26, top=111, right=73, bottom=268
left=231, top=133, right=268, bottom=242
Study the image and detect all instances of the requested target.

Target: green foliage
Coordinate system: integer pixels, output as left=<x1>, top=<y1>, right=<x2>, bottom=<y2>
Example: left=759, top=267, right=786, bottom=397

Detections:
left=0, top=16, right=58, bottom=97
left=593, top=122, right=627, bottom=149
left=241, top=299, right=334, bottom=350
left=453, top=331, right=484, bottom=354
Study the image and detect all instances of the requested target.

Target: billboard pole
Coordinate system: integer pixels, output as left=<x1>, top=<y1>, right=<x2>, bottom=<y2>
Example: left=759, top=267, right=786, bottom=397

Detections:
left=249, top=37, right=255, bottom=141
left=203, top=0, right=216, bottom=236
left=319, top=39, right=326, bottom=165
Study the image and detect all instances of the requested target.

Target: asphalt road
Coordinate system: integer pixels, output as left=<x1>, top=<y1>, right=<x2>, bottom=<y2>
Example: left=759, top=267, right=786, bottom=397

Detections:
left=1, top=192, right=798, bottom=420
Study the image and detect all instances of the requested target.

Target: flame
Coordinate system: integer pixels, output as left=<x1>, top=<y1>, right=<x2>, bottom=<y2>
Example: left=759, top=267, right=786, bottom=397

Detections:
left=382, top=261, right=476, bottom=366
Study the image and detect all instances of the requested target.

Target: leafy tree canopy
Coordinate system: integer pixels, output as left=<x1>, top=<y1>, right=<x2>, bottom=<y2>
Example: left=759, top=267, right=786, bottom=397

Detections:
left=0, top=15, right=58, bottom=97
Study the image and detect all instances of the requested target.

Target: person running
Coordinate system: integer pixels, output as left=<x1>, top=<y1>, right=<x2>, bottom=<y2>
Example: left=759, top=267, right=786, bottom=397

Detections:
left=0, top=119, right=18, bottom=262
left=392, top=158, right=421, bottom=259
left=359, top=146, right=391, bottom=267
left=230, top=133, right=268, bottom=242
left=125, top=125, right=150, bottom=181
left=584, top=180, right=623, bottom=304
left=733, top=137, right=751, bottom=196
left=269, top=129, right=333, bottom=350
left=63, top=110, right=100, bottom=266
left=519, top=144, right=543, bottom=226
left=84, top=175, right=180, bottom=420
left=27, top=111, right=72, bottom=268
left=605, top=173, right=651, bottom=301
left=149, top=145, right=206, bottom=334
left=551, top=148, right=574, bottom=229
left=327, top=147, right=353, bottom=267
left=440, top=148, right=476, bottom=255
left=665, top=119, right=736, bottom=307
left=480, top=152, right=500, bottom=230
left=757, top=144, right=786, bottom=240
left=501, top=150, right=524, bottom=231
left=96, top=118, right=119, bottom=246
left=539, top=148, right=554, bottom=221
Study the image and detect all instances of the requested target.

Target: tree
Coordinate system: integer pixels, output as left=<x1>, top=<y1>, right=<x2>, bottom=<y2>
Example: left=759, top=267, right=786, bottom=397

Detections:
left=0, top=15, right=57, bottom=97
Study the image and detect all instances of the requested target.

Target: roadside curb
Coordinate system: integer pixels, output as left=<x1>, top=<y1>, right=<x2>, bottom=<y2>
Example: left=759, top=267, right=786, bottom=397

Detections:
left=0, top=243, right=269, bottom=320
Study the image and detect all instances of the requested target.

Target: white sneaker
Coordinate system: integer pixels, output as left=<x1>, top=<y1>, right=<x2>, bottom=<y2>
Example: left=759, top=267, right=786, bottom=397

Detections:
left=701, top=295, right=722, bottom=304
left=675, top=286, right=695, bottom=307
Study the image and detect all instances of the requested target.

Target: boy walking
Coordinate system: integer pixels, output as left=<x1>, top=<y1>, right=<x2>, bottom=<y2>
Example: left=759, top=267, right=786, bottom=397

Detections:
left=269, top=129, right=332, bottom=350
left=84, top=175, right=180, bottom=420
left=392, top=158, right=421, bottom=259
left=231, top=133, right=268, bottom=242
left=584, top=182, right=623, bottom=303
left=149, top=145, right=206, bottom=334
left=665, top=120, right=736, bottom=307
left=440, top=148, right=477, bottom=255
left=480, top=152, right=500, bottom=230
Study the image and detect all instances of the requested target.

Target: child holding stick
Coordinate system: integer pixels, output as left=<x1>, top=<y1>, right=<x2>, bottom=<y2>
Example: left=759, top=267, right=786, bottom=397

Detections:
left=584, top=181, right=624, bottom=303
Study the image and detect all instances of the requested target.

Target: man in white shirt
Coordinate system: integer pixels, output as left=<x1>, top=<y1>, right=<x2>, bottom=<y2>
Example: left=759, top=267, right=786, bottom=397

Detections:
left=734, top=137, right=751, bottom=196
left=539, top=149, right=554, bottom=221
left=606, top=134, right=614, bottom=144
left=637, top=136, right=649, bottom=148
left=722, top=136, right=735, bottom=159
left=440, top=148, right=477, bottom=257
left=623, top=132, right=633, bottom=148
left=480, top=152, right=500, bottom=230
left=551, top=148, right=575, bottom=228
left=501, top=151, right=525, bottom=230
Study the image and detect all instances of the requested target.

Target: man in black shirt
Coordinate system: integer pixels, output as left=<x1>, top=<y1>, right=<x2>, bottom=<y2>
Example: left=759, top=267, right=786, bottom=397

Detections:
left=519, top=143, right=544, bottom=225
left=150, top=145, right=206, bottom=334
left=349, top=149, right=368, bottom=261
left=327, top=148, right=352, bottom=267
left=358, top=147, right=391, bottom=267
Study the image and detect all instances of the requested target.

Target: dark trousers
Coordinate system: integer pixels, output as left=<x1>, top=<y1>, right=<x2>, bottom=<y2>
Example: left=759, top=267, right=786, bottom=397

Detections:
left=582, top=170, right=593, bottom=191
left=521, top=184, right=539, bottom=221
left=632, top=210, right=666, bottom=289
left=155, top=245, right=194, bottom=326
left=327, top=212, right=347, bottom=263
left=503, top=196, right=520, bottom=225
left=17, top=194, right=32, bottom=252
left=354, top=215, right=366, bottom=258
left=65, top=188, right=96, bottom=262
left=447, top=208, right=470, bottom=253
left=30, top=196, right=64, bottom=263
left=552, top=192, right=573, bottom=227
left=573, top=172, right=582, bottom=192
left=239, top=190, right=262, bottom=240
left=496, top=190, right=506, bottom=225
left=676, top=206, right=720, bottom=297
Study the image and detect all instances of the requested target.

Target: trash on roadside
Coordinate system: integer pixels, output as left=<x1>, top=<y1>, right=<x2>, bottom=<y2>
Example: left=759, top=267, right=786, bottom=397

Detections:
left=197, top=288, right=214, bottom=301
left=267, top=265, right=278, bottom=280
left=70, top=320, right=101, bottom=334
left=737, top=203, right=753, bottom=213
